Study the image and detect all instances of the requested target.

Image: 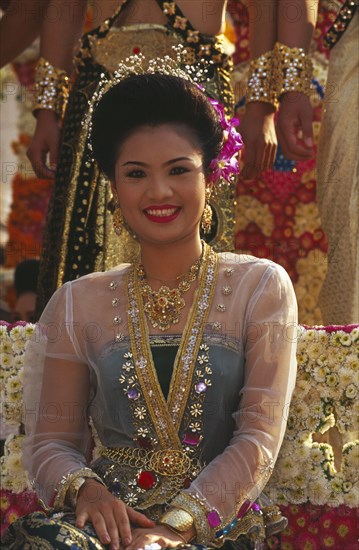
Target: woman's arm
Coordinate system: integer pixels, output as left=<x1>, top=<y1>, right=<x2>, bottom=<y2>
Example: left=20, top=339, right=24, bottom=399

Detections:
left=0, top=0, right=47, bottom=68
left=170, top=263, right=298, bottom=545
left=26, top=0, right=87, bottom=179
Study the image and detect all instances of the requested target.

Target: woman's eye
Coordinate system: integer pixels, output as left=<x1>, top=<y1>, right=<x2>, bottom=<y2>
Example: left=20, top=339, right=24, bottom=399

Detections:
left=127, top=170, right=145, bottom=178
left=170, top=166, right=189, bottom=175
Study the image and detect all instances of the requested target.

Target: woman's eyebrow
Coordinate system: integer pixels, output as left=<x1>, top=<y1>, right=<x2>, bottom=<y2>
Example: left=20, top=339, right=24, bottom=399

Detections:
left=122, top=157, right=193, bottom=167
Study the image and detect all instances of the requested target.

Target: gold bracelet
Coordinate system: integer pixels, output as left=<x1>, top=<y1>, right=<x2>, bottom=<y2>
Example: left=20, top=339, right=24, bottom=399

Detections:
left=53, top=467, right=105, bottom=510
left=245, top=50, right=279, bottom=110
left=273, top=42, right=313, bottom=98
left=33, top=57, right=70, bottom=118
left=160, top=508, right=194, bottom=532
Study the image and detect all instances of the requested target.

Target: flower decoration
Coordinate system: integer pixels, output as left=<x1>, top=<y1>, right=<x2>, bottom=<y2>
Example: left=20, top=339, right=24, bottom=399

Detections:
left=207, top=98, right=243, bottom=183
left=267, top=325, right=359, bottom=509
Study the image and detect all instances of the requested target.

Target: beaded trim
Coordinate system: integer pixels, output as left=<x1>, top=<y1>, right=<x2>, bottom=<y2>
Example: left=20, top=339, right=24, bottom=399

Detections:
left=324, top=0, right=358, bottom=49
left=33, top=57, right=70, bottom=117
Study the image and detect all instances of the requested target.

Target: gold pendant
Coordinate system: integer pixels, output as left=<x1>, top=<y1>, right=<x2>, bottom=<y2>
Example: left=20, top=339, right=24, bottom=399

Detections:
left=144, top=286, right=185, bottom=331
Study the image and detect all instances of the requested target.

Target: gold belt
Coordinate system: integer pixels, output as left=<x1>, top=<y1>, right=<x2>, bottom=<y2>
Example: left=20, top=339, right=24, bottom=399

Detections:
left=101, top=447, right=193, bottom=477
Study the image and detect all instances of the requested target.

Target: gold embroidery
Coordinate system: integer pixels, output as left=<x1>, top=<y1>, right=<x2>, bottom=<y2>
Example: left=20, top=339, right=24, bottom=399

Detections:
left=126, top=243, right=218, bottom=449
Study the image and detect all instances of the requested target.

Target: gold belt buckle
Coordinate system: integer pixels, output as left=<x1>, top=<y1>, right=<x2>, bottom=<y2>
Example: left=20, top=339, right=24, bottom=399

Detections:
left=148, top=449, right=192, bottom=477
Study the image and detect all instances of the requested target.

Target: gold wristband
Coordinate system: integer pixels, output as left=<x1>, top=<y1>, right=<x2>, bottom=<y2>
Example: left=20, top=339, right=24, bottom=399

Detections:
left=33, top=57, right=70, bottom=118
left=54, top=468, right=105, bottom=510
left=245, top=50, right=279, bottom=110
left=160, top=508, right=194, bottom=532
left=273, top=42, right=313, bottom=98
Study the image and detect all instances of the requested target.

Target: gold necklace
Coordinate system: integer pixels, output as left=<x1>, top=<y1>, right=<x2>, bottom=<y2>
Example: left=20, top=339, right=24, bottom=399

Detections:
left=136, top=247, right=204, bottom=331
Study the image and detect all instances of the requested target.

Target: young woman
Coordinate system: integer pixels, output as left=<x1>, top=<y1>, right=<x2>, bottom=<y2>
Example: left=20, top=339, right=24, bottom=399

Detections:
left=4, top=71, right=297, bottom=550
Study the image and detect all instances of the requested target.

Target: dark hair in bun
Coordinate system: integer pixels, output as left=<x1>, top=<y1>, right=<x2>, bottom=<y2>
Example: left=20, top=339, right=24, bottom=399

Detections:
left=91, top=73, right=223, bottom=179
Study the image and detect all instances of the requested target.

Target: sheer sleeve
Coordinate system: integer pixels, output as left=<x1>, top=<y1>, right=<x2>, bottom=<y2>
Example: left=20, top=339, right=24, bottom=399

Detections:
left=172, top=263, right=298, bottom=544
left=22, top=282, right=93, bottom=506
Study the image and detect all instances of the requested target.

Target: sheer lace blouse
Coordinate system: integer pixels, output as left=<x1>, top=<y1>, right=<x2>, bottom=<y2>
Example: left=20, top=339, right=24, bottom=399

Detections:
left=23, top=252, right=298, bottom=522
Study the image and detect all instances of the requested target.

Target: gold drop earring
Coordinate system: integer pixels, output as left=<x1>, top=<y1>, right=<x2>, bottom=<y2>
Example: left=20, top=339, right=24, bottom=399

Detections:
left=201, top=188, right=213, bottom=235
left=113, top=198, right=123, bottom=236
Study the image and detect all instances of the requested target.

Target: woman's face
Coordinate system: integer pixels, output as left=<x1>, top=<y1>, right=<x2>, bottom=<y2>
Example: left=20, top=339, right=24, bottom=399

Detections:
left=113, top=124, right=208, bottom=246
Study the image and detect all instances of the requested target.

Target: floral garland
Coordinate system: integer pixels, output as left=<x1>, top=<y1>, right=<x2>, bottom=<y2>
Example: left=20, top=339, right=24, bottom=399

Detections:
left=266, top=326, right=359, bottom=508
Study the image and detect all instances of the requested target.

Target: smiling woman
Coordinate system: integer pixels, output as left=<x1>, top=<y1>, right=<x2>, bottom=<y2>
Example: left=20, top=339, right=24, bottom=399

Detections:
left=4, top=69, right=298, bottom=550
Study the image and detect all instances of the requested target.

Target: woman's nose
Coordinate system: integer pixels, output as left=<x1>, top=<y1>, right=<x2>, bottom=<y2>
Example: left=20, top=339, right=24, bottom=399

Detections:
left=146, top=176, right=174, bottom=200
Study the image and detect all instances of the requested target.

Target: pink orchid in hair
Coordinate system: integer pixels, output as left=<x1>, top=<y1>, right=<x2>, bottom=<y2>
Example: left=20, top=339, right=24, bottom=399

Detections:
left=207, top=98, right=243, bottom=183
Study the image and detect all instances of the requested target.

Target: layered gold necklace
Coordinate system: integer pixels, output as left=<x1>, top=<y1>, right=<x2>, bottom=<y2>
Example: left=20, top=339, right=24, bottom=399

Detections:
left=136, top=246, right=204, bottom=331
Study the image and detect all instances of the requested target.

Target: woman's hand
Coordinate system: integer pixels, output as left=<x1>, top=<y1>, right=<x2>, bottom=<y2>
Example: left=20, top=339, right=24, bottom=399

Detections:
left=276, top=91, right=314, bottom=161
left=127, top=524, right=195, bottom=550
left=27, top=109, right=61, bottom=179
left=239, top=102, right=277, bottom=179
left=75, top=479, right=155, bottom=550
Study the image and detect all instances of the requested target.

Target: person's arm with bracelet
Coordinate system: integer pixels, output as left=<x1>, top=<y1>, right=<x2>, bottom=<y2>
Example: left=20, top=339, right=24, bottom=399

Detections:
left=23, top=283, right=154, bottom=550
left=239, top=0, right=278, bottom=179
left=26, top=0, right=87, bottom=179
left=275, top=0, right=319, bottom=160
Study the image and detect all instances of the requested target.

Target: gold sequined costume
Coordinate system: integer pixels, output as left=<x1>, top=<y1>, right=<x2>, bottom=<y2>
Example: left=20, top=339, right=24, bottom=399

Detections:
left=36, top=0, right=235, bottom=314
left=317, top=8, right=359, bottom=324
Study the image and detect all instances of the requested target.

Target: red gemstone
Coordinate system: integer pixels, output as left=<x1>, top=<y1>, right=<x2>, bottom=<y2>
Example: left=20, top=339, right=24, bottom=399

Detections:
left=237, top=500, right=251, bottom=519
left=183, top=477, right=191, bottom=489
left=133, top=46, right=141, bottom=54
left=137, top=436, right=153, bottom=449
left=137, top=470, right=156, bottom=490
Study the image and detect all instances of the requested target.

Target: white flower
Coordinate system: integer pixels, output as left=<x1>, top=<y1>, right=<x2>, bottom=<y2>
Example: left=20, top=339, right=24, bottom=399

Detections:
left=339, top=366, right=356, bottom=387
left=0, top=353, right=14, bottom=369
left=345, top=384, right=358, bottom=399
left=339, top=332, right=352, bottom=346
left=313, top=365, right=328, bottom=383
left=302, top=329, right=317, bottom=342
left=316, top=353, right=328, bottom=367
left=0, top=326, right=8, bottom=337
left=309, top=478, right=331, bottom=505
left=9, top=326, right=25, bottom=340
left=297, top=352, right=309, bottom=367
left=12, top=339, right=26, bottom=353
left=6, top=375, right=22, bottom=394
left=350, top=327, right=359, bottom=342
left=287, top=488, right=307, bottom=504
left=344, top=354, right=359, bottom=370
left=311, top=447, right=324, bottom=463
left=343, top=485, right=359, bottom=507
left=326, top=373, right=339, bottom=387
left=24, top=324, right=36, bottom=337
left=276, top=456, right=300, bottom=480
left=5, top=434, right=24, bottom=454
left=5, top=391, right=22, bottom=404
left=307, top=342, right=322, bottom=359
left=292, top=401, right=309, bottom=420
left=0, top=340, right=12, bottom=353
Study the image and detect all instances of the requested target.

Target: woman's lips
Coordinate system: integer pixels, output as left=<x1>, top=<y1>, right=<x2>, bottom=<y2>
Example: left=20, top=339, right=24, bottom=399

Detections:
left=143, top=206, right=181, bottom=223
